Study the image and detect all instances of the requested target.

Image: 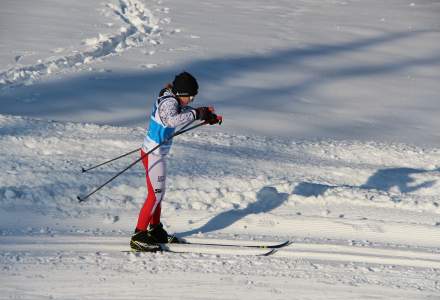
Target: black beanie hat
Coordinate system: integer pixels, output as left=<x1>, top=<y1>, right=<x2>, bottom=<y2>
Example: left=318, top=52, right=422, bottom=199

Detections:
left=172, top=72, right=199, bottom=96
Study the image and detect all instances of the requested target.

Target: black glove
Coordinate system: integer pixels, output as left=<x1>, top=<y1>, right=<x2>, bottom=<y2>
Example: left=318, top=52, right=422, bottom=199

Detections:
left=206, top=112, right=221, bottom=125
left=195, top=107, right=211, bottom=121
left=196, top=107, right=222, bottom=125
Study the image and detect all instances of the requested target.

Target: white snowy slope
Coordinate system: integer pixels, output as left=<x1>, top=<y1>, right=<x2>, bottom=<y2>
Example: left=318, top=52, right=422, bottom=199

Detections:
left=0, top=0, right=160, bottom=87
left=1, top=0, right=440, bottom=145
left=1, top=115, right=440, bottom=299
left=1, top=0, right=440, bottom=299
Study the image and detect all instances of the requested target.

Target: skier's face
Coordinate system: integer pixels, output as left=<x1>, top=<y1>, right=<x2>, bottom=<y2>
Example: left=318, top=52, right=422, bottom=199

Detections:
left=179, top=96, right=194, bottom=106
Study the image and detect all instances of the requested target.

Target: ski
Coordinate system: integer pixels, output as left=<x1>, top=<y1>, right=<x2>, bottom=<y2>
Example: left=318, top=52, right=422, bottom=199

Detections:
left=124, top=239, right=290, bottom=256
left=175, top=238, right=291, bottom=249
left=122, top=248, right=276, bottom=256
left=160, top=243, right=278, bottom=256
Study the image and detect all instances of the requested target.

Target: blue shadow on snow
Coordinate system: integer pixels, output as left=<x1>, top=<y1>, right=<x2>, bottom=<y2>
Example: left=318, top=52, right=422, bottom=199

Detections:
left=1, top=29, right=439, bottom=131
left=177, top=186, right=288, bottom=237
left=293, top=167, right=439, bottom=198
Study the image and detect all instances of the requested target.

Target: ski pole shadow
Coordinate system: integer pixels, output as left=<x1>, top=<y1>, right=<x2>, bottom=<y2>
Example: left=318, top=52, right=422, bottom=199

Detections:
left=293, top=167, right=439, bottom=197
left=177, top=186, right=288, bottom=237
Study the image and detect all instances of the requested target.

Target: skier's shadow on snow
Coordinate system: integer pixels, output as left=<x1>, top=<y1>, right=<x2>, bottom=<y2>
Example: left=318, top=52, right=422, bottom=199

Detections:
left=293, top=167, right=439, bottom=198
left=177, top=186, right=288, bottom=237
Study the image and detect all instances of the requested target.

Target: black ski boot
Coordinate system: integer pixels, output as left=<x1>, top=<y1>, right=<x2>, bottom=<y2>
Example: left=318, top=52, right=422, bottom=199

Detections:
left=148, top=223, right=180, bottom=244
left=130, top=230, right=161, bottom=252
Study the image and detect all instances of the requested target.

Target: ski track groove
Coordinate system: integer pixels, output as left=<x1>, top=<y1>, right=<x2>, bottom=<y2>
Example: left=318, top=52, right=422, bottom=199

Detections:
left=2, top=236, right=439, bottom=269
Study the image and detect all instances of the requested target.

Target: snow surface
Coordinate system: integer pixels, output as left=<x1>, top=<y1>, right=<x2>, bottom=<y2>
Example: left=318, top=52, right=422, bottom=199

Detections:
left=1, top=0, right=440, bottom=299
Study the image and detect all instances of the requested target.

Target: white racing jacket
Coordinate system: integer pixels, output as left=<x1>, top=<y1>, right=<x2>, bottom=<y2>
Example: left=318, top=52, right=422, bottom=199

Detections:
left=142, top=89, right=197, bottom=155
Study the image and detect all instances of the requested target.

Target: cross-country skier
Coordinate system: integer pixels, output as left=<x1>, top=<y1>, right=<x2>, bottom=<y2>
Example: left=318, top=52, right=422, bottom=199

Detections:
left=130, top=71, right=220, bottom=251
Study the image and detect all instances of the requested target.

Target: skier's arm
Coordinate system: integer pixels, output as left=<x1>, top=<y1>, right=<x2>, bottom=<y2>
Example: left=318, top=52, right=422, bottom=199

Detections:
left=158, top=98, right=196, bottom=127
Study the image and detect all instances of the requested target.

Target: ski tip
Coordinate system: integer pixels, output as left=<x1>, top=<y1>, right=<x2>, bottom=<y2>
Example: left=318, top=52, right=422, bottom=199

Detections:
left=81, top=167, right=86, bottom=173
left=77, top=196, right=84, bottom=202
left=259, top=248, right=277, bottom=257
left=277, top=240, right=292, bottom=248
left=260, top=240, right=291, bottom=249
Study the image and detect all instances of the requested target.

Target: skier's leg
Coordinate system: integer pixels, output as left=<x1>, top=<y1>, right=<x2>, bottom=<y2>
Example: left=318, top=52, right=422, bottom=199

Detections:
left=147, top=154, right=166, bottom=226
left=135, top=151, right=166, bottom=231
left=151, top=202, right=162, bottom=225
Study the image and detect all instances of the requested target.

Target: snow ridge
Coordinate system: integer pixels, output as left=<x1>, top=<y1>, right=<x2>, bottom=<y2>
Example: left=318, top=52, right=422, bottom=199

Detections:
left=0, top=0, right=160, bottom=89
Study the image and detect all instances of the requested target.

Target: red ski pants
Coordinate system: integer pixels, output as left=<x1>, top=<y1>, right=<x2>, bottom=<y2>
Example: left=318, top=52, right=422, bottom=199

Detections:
left=136, top=150, right=166, bottom=231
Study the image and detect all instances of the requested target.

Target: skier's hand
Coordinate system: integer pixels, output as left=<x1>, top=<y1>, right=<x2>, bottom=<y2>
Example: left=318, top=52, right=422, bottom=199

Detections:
left=196, top=106, right=214, bottom=121
left=196, top=106, right=222, bottom=125
left=206, top=112, right=222, bottom=125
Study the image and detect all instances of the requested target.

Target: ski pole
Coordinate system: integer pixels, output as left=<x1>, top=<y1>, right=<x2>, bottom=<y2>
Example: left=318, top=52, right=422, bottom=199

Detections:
left=80, top=120, right=197, bottom=173
left=77, top=121, right=208, bottom=203
left=81, top=147, right=141, bottom=173
left=117, top=117, right=221, bottom=234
